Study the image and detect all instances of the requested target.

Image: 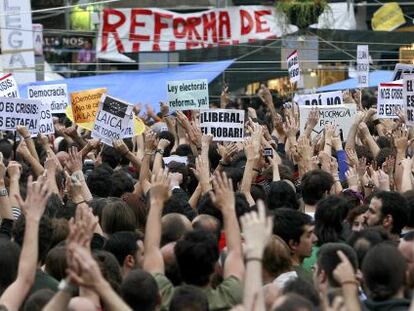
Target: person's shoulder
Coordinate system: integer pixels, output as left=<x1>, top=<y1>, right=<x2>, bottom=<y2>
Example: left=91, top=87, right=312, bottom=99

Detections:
left=207, top=276, right=243, bottom=309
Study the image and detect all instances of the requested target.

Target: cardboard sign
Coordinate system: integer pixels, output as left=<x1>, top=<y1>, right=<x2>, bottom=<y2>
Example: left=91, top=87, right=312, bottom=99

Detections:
left=392, top=64, right=414, bottom=81
left=357, top=45, right=369, bottom=88
left=294, top=91, right=343, bottom=106
left=0, top=97, right=41, bottom=133
left=287, top=50, right=301, bottom=84
left=200, top=109, right=244, bottom=142
left=0, top=73, right=19, bottom=98
left=71, top=88, right=107, bottom=123
left=28, top=84, right=69, bottom=114
left=167, top=79, right=209, bottom=110
left=404, top=74, right=414, bottom=126
left=377, top=82, right=403, bottom=119
left=92, top=95, right=133, bottom=146
left=97, top=6, right=297, bottom=54
left=35, top=102, right=55, bottom=136
left=299, top=104, right=357, bottom=140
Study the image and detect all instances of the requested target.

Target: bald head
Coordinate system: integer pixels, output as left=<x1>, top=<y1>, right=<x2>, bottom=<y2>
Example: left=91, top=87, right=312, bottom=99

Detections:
left=192, top=214, right=221, bottom=237
left=161, top=213, right=192, bottom=246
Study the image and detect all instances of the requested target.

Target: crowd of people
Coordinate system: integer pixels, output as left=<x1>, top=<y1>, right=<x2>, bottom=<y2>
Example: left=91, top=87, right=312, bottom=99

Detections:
left=0, top=84, right=412, bottom=311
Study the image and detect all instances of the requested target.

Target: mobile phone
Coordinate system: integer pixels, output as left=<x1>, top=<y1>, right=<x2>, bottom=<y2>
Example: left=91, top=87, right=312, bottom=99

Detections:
left=263, top=148, right=273, bottom=157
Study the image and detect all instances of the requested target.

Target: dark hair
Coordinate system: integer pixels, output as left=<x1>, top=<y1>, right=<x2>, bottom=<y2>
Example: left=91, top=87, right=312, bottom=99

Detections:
left=314, top=196, right=350, bottom=246
left=403, top=191, right=414, bottom=228
left=87, top=164, right=113, bottom=197
left=93, top=250, right=122, bottom=293
left=45, top=193, right=64, bottom=219
left=169, top=285, right=209, bottom=311
left=301, top=170, right=334, bottom=205
left=272, top=208, right=313, bottom=245
left=13, top=215, right=53, bottom=265
left=355, top=145, right=374, bottom=164
left=376, top=136, right=392, bottom=149
left=175, top=144, right=192, bottom=156
left=373, top=191, right=409, bottom=235
left=163, top=193, right=197, bottom=221
left=45, top=246, right=67, bottom=281
left=375, top=147, right=395, bottom=169
left=110, top=171, right=134, bottom=197
left=101, top=199, right=137, bottom=235
left=121, top=269, right=159, bottom=311
left=263, top=235, right=292, bottom=278
left=174, top=230, right=219, bottom=286
left=0, top=139, right=13, bottom=160
left=161, top=213, right=191, bottom=246
left=104, top=231, right=142, bottom=266
left=49, top=218, right=69, bottom=249
left=346, top=205, right=368, bottom=227
left=0, top=238, right=20, bottom=295
left=101, top=146, right=121, bottom=169
left=317, top=243, right=358, bottom=287
left=362, top=243, right=407, bottom=301
left=23, top=289, right=55, bottom=311
left=267, top=181, right=299, bottom=210
left=283, top=279, right=321, bottom=307
left=273, top=293, right=313, bottom=311
left=157, top=131, right=175, bottom=157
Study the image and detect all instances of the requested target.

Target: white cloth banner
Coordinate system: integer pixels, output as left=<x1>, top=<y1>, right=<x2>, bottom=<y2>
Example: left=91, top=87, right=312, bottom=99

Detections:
left=0, top=73, right=19, bottom=98
left=97, top=6, right=298, bottom=55
left=357, top=45, right=369, bottom=88
left=287, top=50, right=301, bottom=84
left=92, top=95, right=133, bottom=146
left=294, top=91, right=343, bottom=106
left=377, top=82, right=403, bottom=119
left=0, top=97, right=41, bottom=134
left=27, top=84, right=69, bottom=114
left=167, top=79, right=209, bottom=110
left=299, top=104, right=357, bottom=140
left=404, top=74, right=414, bottom=126
left=200, top=109, right=245, bottom=142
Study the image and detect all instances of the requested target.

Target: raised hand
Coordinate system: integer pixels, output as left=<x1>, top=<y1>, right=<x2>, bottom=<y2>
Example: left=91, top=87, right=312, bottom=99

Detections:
left=210, top=171, right=235, bottom=211
left=144, top=130, right=157, bottom=152
left=150, top=168, right=171, bottom=204
left=6, top=161, right=21, bottom=181
left=345, top=167, right=358, bottom=191
left=66, top=146, right=83, bottom=174
left=333, top=250, right=357, bottom=286
left=16, top=125, right=30, bottom=139
left=113, top=139, right=130, bottom=156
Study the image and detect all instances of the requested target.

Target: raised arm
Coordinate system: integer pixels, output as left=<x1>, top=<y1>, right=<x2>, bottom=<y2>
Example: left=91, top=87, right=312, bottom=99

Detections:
left=345, top=111, right=365, bottom=150
left=0, top=154, right=14, bottom=220
left=17, top=126, right=39, bottom=162
left=0, top=175, right=51, bottom=311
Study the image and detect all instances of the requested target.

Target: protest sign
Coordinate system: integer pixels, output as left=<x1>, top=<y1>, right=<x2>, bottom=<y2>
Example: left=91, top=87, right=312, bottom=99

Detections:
left=404, top=74, right=414, bottom=126
left=287, top=50, right=301, bottom=84
left=28, top=84, right=69, bottom=113
left=35, top=102, right=55, bottom=136
left=299, top=104, right=357, bottom=140
left=0, top=73, right=19, bottom=98
left=167, top=79, right=209, bottom=110
left=92, top=95, right=133, bottom=146
left=71, top=88, right=107, bottom=123
left=393, top=64, right=414, bottom=81
left=357, top=45, right=369, bottom=88
left=294, top=91, right=343, bottom=106
left=200, top=109, right=244, bottom=142
left=377, top=81, right=403, bottom=119
left=0, top=97, right=41, bottom=134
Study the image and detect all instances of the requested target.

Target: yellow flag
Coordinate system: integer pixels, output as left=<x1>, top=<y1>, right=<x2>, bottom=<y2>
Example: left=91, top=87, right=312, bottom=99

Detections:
left=372, top=2, right=406, bottom=31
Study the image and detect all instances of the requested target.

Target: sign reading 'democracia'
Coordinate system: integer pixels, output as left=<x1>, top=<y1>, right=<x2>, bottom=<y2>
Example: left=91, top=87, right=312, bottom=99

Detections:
left=200, top=109, right=245, bottom=142
left=28, top=83, right=69, bottom=114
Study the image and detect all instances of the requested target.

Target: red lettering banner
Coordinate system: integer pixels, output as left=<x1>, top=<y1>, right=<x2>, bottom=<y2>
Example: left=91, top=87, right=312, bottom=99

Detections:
left=97, top=6, right=297, bottom=55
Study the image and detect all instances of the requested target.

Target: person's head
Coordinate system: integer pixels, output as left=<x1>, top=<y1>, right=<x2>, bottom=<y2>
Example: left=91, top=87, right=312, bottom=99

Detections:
left=93, top=250, right=123, bottom=292
left=267, top=181, right=299, bottom=210
left=174, top=230, right=219, bottom=287
left=365, top=191, right=408, bottom=235
left=314, top=243, right=358, bottom=290
left=101, top=146, right=121, bottom=169
left=101, top=199, right=137, bottom=235
left=399, top=231, right=414, bottom=288
left=314, top=196, right=350, bottom=246
left=45, top=246, right=67, bottom=281
left=110, top=171, right=134, bottom=198
left=23, top=289, right=55, bottom=311
left=104, top=231, right=144, bottom=276
left=87, top=164, right=113, bottom=197
left=272, top=209, right=316, bottom=262
left=272, top=293, right=314, bottom=311
left=0, top=139, right=13, bottom=161
left=163, top=194, right=197, bottom=221
left=301, top=169, right=334, bottom=206
left=282, top=278, right=321, bottom=308
left=262, top=235, right=292, bottom=282
left=362, top=243, right=407, bottom=301
left=346, top=205, right=368, bottom=232
left=121, top=269, right=159, bottom=311
left=403, top=191, right=414, bottom=229
left=13, top=215, right=53, bottom=265
left=161, top=242, right=182, bottom=286
left=169, top=285, right=209, bottom=311
left=192, top=214, right=221, bottom=241
left=0, top=238, right=20, bottom=295
left=161, top=213, right=192, bottom=246
left=374, top=147, right=394, bottom=169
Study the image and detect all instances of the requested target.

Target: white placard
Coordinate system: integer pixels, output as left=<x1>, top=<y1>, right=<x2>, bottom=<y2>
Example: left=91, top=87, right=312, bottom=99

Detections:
left=393, top=64, right=414, bottom=81
left=27, top=84, right=69, bottom=114
left=377, top=82, right=403, bottom=119
left=36, top=102, right=54, bottom=136
left=299, top=104, right=357, bottom=140
left=357, top=45, right=369, bottom=88
left=294, top=91, right=343, bottom=106
left=0, top=73, right=19, bottom=98
left=163, top=155, right=188, bottom=165
left=200, top=109, right=245, bottom=142
left=0, top=97, right=41, bottom=134
left=404, top=74, right=414, bottom=126
left=287, top=50, right=301, bottom=84
left=92, top=94, right=133, bottom=146
left=33, top=24, right=44, bottom=56
left=167, top=79, right=209, bottom=110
